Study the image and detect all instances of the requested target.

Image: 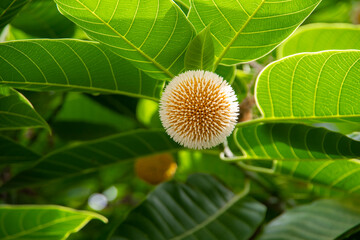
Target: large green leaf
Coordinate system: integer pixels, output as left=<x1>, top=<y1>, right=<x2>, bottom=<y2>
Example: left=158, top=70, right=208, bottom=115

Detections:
left=0, top=39, right=164, bottom=100
left=188, top=0, right=321, bottom=67
left=231, top=123, right=360, bottom=195
left=275, top=159, right=360, bottom=195
left=55, top=0, right=195, bottom=80
left=254, top=50, right=360, bottom=124
left=0, top=87, right=48, bottom=130
left=112, top=174, right=266, bottom=240
left=1, top=129, right=180, bottom=190
left=233, top=123, right=360, bottom=161
left=259, top=199, right=360, bottom=240
left=0, top=136, right=39, bottom=165
left=278, top=24, right=360, bottom=58
left=0, top=0, right=29, bottom=29
left=0, top=205, right=107, bottom=240
left=11, top=0, right=75, bottom=38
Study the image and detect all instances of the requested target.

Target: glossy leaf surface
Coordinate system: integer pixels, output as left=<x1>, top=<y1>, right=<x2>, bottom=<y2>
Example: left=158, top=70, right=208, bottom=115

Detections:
left=234, top=123, right=360, bottom=161
left=188, top=0, right=321, bottom=66
left=114, top=174, right=266, bottom=240
left=55, top=0, right=195, bottom=80
left=0, top=0, right=29, bottom=29
left=275, top=159, right=360, bottom=195
left=0, top=40, right=164, bottom=100
left=259, top=199, right=360, bottom=240
left=11, top=0, right=75, bottom=38
left=255, top=50, right=360, bottom=124
left=0, top=87, right=48, bottom=130
left=0, top=205, right=107, bottom=240
left=278, top=23, right=360, bottom=57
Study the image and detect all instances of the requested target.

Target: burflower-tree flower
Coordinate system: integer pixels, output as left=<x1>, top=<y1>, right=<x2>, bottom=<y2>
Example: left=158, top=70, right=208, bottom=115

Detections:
left=160, top=70, right=239, bottom=150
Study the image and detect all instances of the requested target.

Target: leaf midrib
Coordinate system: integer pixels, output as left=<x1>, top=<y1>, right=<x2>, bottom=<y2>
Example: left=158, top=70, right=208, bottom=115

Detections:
left=0, top=80, right=160, bottom=101
left=0, top=0, right=17, bottom=19
left=1, top=215, right=88, bottom=240
left=170, top=180, right=250, bottom=240
left=236, top=115, right=360, bottom=128
left=213, top=0, right=265, bottom=70
left=73, top=0, right=175, bottom=78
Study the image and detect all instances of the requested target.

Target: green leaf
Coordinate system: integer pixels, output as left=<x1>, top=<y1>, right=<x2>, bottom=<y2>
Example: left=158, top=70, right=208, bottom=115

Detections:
left=188, top=0, right=321, bottom=67
left=175, top=0, right=190, bottom=9
left=0, top=205, right=107, bottom=240
left=112, top=174, right=266, bottom=240
left=0, top=136, right=39, bottom=165
left=233, top=123, right=360, bottom=161
left=185, top=27, right=214, bottom=71
left=1, top=129, right=180, bottom=190
left=54, top=0, right=195, bottom=80
left=278, top=24, right=360, bottom=58
left=275, top=159, right=360, bottom=195
left=305, top=1, right=352, bottom=24
left=255, top=50, right=360, bottom=124
left=0, top=0, right=29, bottom=29
left=11, top=0, right=75, bottom=38
left=259, top=199, right=360, bottom=240
left=0, top=87, right=48, bottom=130
left=175, top=0, right=190, bottom=15
left=176, top=151, right=246, bottom=191
left=0, top=39, right=164, bottom=101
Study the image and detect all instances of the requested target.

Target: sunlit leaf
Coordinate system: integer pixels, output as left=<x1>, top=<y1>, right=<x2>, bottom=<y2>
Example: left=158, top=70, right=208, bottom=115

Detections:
left=233, top=123, right=360, bottom=161
left=0, top=39, right=164, bottom=100
left=55, top=0, right=195, bottom=80
left=255, top=50, right=360, bottom=124
left=185, top=26, right=214, bottom=71
left=0, top=205, right=107, bottom=240
left=188, top=0, right=321, bottom=67
left=11, top=0, right=75, bottom=38
left=0, top=135, right=39, bottom=165
left=1, top=129, right=181, bottom=190
left=259, top=199, right=360, bottom=240
left=278, top=23, right=360, bottom=58
left=275, top=159, right=360, bottom=195
left=0, top=0, right=29, bottom=29
left=0, top=87, right=48, bottom=130
left=113, top=174, right=266, bottom=240
left=232, top=123, right=360, bottom=195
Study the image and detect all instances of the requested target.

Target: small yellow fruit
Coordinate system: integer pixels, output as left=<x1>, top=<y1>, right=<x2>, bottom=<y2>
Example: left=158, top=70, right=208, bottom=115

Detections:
left=135, top=153, right=177, bottom=185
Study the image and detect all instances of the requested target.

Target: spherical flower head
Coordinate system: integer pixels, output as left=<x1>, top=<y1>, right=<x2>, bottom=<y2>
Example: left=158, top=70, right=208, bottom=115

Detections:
left=159, top=70, right=239, bottom=150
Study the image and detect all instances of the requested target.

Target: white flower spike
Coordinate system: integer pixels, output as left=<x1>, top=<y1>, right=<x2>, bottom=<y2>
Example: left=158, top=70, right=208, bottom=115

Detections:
left=159, top=70, right=239, bottom=150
